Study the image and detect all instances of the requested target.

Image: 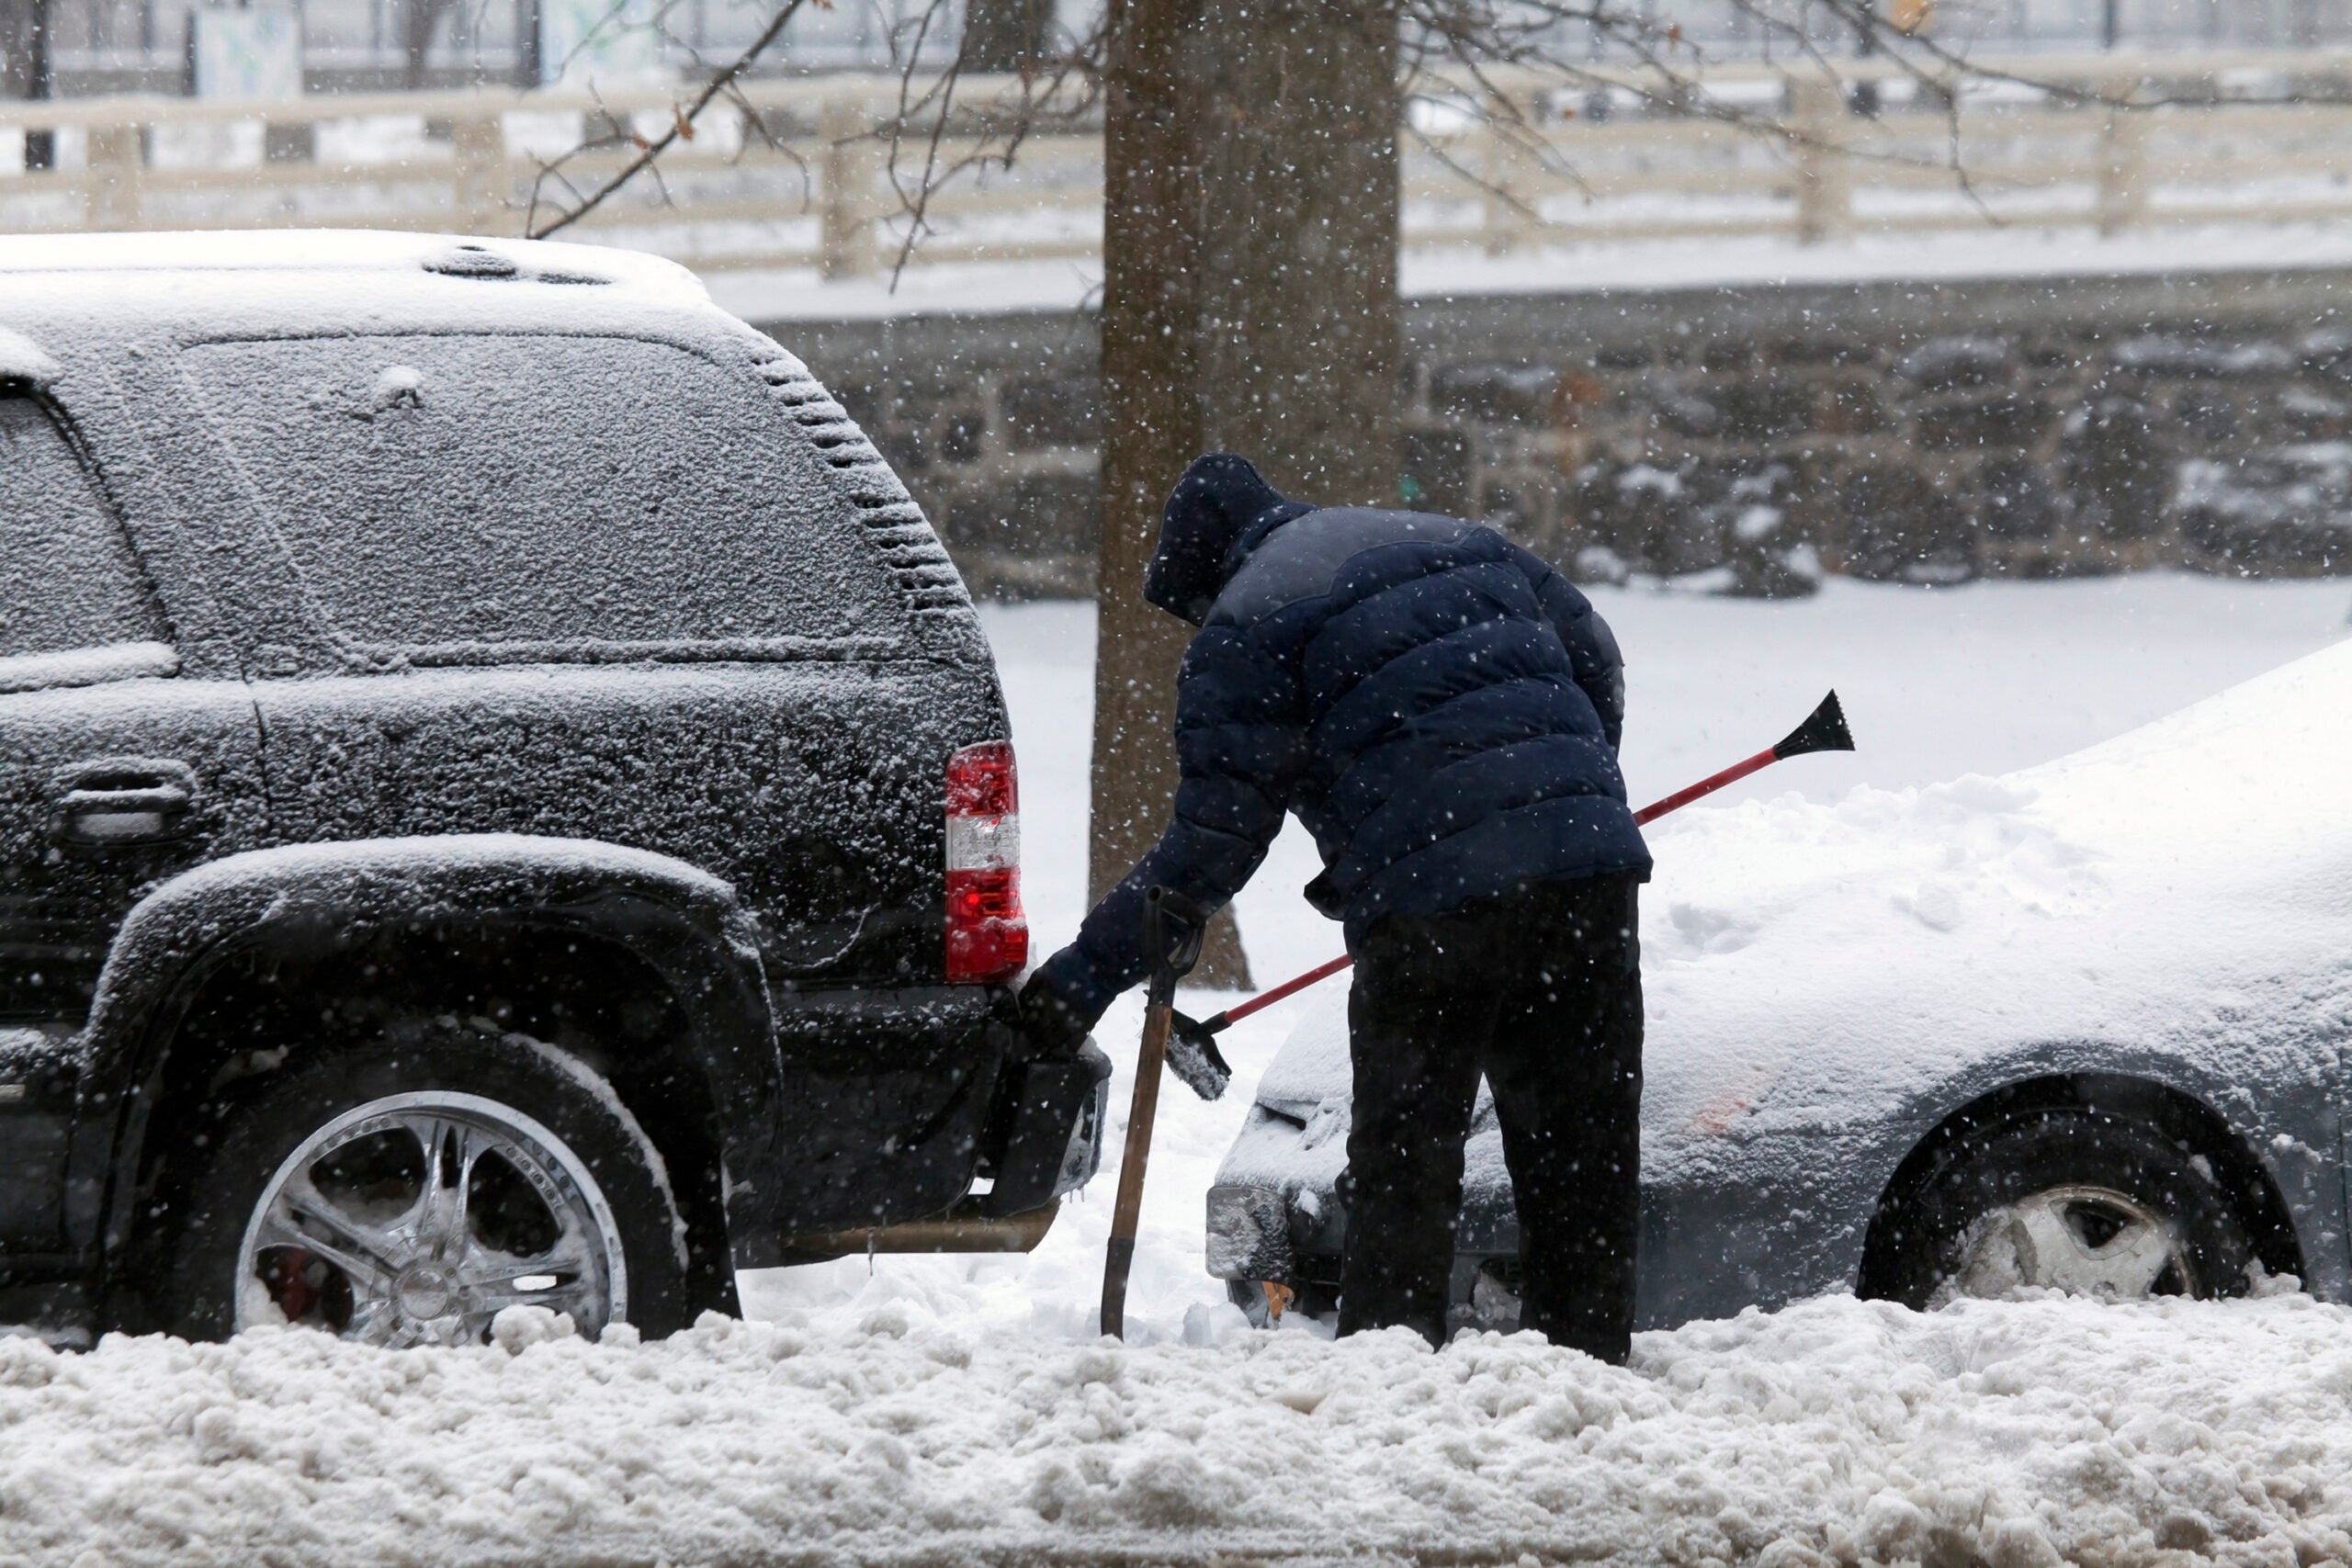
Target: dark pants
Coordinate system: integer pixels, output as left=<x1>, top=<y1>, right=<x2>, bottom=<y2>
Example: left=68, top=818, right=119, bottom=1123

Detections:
left=1337, top=874, right=1644, bottom=1362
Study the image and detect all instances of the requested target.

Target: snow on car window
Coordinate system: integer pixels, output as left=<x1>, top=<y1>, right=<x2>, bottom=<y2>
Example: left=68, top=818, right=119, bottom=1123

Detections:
left=0, top=395, right=163, bottom=661
left=183, top=335, right=908, bottom=660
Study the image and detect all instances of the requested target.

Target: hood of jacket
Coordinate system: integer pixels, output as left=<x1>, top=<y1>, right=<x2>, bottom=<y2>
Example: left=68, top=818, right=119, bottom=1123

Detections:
left=1143, top=453, right=1312, bottom=626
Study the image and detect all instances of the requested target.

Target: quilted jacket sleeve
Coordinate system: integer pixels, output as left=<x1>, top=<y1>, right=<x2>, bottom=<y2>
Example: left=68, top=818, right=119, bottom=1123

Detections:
left=1029, top=617, right=1307, bottom=1028
left=1510, top=545, right=1627, bottom=752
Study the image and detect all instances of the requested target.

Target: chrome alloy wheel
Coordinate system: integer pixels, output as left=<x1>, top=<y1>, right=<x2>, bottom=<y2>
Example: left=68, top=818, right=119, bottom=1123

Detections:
left=235, top=1090, right=628, bottom=1345
left=1950, top=1182, right=2196, bottom=1301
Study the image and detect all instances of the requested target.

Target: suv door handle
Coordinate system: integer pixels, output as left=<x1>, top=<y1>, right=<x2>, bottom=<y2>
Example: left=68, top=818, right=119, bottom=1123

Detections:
left=58, top=778, right=195, bottom=847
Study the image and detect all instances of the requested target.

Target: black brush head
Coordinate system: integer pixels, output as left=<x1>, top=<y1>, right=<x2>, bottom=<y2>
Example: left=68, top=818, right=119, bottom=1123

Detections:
left=1774, top=690, right=1855, bottom=759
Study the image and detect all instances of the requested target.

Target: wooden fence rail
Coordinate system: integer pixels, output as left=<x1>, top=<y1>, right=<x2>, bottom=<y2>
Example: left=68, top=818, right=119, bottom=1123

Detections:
left=5, top=48, right=2352, bottom=276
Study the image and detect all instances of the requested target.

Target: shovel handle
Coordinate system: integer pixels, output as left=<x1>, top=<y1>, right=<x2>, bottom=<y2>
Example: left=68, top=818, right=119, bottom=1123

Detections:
left=1100, top=996, right=1173, bottom=1338
left=1102, top=885, right=1204, bottom=1338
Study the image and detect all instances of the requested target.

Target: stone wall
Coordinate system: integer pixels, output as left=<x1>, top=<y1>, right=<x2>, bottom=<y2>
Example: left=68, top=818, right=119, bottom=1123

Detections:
left=757, top=266, right=2352, bottom=600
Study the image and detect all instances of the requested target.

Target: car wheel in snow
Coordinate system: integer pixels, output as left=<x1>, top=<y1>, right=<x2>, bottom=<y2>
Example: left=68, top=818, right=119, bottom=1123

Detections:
left=1874, top=1110, right=2253, bottom=1309
left=149, top=1020, right=700, bottom=1345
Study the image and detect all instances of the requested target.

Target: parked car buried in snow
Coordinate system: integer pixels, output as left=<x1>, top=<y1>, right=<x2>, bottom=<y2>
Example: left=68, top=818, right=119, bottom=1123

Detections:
left=1210, top=644, right=2352, bottom=1328
left=0, top=231, right=1105, bottom=1347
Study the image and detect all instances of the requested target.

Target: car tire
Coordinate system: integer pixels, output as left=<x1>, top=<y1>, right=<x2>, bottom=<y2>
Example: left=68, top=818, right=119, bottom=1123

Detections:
left=1871, top=1108, right=2255, bottom=1309
left=146, top=1017, right=707, bottom=1345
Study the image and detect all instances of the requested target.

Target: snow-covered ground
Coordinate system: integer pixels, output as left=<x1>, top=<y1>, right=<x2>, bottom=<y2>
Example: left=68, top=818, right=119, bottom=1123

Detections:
left=6, top=572, right=2350, bottom=1565
left=9, top=1291, right=2352, bottom=1564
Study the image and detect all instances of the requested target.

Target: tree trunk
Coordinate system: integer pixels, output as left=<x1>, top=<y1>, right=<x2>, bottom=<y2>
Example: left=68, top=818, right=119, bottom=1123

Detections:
left=0, top=0, right=51, bottom=100
left=1092, top=0, right=1401, bottom=989
left=3, top=0, right=53, bottom=169
left=1095, top=0, right=1242, bottom=983
left=514, top=0, right=542, bottom=85
left=1193, top=0, right=1401, bottom=505
left=402, top=0, right=450, bottom=88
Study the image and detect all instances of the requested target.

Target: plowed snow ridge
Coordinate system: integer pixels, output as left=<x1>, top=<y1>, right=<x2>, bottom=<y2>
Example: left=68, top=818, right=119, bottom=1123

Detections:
left=4, top=1292, right=2349, bottom=1566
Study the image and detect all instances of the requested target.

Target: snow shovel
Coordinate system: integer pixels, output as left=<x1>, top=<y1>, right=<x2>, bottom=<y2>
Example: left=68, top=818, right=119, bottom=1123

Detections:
left=1169, top=690, right=1855, bottom=1060
left=1099, top=884, right=1208, bottom=1340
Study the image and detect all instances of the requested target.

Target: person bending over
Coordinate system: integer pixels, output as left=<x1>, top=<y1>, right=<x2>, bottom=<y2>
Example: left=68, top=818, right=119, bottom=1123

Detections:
left=1018, top=453, right=1649, bottom=1361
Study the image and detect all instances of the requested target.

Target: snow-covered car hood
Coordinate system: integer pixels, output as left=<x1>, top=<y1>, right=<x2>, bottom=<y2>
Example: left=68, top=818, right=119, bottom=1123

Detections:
left=1251, top=637, right=2352, bottom=1179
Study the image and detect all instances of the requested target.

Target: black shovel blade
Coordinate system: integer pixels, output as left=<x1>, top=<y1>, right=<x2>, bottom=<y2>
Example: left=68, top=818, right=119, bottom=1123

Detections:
left=1773, top=690, right=1855, bottom=759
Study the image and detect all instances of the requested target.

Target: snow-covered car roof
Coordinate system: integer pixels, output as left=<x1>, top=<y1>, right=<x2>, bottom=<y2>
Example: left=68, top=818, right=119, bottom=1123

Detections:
left=0, top=230, right=707, bottom=298
left=1255, top=635, right=2352, bottom=1181
left=0, top=231, right=737, bottom=368
left=2, top=229, right=987, bottom=671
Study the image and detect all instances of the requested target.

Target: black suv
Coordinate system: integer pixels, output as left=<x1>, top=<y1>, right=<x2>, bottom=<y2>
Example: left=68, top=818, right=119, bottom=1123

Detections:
left=0, top=231, right=1106, bottom=1348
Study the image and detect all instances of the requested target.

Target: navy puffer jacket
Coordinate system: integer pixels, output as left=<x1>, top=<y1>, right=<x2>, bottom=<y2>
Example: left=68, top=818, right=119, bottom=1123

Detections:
left=1033, top=454, right=1649, bottom=1026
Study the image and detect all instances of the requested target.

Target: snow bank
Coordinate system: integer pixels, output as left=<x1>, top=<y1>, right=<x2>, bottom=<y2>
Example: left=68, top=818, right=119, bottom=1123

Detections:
left=6, top=1292, right=2350, bottom=1565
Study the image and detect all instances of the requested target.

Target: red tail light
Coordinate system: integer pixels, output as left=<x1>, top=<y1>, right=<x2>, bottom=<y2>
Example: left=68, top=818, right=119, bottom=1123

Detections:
left=944, top=739, right=1027, bottom=984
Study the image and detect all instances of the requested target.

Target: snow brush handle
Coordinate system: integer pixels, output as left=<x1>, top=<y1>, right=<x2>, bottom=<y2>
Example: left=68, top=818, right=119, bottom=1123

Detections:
left=1193, top=691, right=1852, bottom=1036
left=1629, top=747, right=1776, bottom=826
left=1198, top=953, right=1354, bottom=1031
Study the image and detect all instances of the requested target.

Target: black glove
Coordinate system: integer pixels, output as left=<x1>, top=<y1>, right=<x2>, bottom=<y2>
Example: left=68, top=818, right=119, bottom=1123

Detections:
left=1015, top=971, right=1091, bottom=1055
left=1165, top=1011, right=1232, bottom=1102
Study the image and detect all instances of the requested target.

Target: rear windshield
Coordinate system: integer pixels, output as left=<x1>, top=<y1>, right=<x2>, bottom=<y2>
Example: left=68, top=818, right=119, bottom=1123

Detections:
left=0, top=395, right=163, bottom=660
left=183, top=334, right=907, bottom=662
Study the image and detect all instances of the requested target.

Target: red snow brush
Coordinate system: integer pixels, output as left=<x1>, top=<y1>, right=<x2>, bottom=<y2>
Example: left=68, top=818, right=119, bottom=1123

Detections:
left=1166, top=690, right=1854, bottom=1077
left=1625, top=687, right=1854, bottom=826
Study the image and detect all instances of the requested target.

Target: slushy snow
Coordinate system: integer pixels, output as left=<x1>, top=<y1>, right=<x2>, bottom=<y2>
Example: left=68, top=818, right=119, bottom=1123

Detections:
left=4, top=573, right=2350, bottom=1565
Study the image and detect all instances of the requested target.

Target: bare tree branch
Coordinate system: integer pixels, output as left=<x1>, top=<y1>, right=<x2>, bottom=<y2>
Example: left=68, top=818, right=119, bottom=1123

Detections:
left=869, top=0, right=1102, bottom=287
left=526, top=0, right=815, bottom=239
left=517, top=0, right=2154, bottom=264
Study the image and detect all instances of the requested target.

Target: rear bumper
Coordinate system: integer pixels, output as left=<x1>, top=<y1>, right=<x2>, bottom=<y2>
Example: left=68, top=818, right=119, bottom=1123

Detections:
left=984, top=1039, right=1112, bottom=1216
left=771, top=1038, right=1107, bottom=1260
left=742, top=985, right=1112, bottom=1264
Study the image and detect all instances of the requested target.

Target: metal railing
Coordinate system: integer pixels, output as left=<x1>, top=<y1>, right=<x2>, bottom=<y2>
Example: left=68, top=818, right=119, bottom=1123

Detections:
left=5, top=48, right=2351, bottom=276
